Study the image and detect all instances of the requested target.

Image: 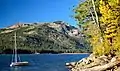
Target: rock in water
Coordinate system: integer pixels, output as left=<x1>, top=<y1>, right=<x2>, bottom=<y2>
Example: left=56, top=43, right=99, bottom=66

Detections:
left=65, top=62, right=76, bottom=69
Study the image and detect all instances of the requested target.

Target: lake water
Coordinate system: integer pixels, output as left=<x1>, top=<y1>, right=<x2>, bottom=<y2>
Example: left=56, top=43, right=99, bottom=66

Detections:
left=0, top=54, right=89, bottom=71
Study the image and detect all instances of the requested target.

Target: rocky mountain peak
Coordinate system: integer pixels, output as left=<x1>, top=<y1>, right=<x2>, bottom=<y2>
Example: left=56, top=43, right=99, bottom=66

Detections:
left=7, top=21, right=81, bottom=37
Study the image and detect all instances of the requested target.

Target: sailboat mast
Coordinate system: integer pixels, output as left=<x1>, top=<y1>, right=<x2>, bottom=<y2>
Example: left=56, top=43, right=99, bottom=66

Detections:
left=14, top=32, right=17, bottom=63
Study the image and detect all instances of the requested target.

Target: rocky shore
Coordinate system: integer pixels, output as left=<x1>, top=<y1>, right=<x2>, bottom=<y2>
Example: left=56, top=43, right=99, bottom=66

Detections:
left=66, top=54, right=120, bottom=71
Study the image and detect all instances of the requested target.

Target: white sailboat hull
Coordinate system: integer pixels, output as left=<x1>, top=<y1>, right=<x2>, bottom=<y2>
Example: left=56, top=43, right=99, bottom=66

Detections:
left=10, top=61, right=29, bottom=67
left=10, top=32, right=29, bottom=67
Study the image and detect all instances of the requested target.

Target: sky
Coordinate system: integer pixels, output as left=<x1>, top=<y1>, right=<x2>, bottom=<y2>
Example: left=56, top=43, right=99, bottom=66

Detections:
left=0, top=0, right=82, bottom=28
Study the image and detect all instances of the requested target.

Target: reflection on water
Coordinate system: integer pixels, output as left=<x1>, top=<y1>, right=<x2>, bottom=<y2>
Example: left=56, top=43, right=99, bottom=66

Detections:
left=11, top=67, right=22, bottom=71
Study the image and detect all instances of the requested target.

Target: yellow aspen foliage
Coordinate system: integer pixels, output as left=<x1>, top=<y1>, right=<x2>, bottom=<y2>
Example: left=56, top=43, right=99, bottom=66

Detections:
left=74, top=0, right=120, bottom=56
left=83, top=21, right=104, bottom=56
left=99, top=0, right=120, bottom=56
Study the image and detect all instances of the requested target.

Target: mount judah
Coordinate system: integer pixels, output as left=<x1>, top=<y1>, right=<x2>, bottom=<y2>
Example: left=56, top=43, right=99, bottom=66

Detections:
left=0, top=21, right=91, bottom=54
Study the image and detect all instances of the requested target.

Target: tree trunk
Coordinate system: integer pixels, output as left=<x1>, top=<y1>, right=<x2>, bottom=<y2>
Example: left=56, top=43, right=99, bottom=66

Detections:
left=78, top=59, right=120, bottom=71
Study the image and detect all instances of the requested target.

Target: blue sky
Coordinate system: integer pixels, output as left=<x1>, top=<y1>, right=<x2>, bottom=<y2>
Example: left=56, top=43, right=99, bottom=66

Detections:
left=0, top=0, right=82, bottom=28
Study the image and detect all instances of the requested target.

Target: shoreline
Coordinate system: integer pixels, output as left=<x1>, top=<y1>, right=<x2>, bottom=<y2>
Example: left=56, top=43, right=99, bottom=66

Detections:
left=60, top=53, right=90, bottom=54
left=0, top=53, right=90, bottom=54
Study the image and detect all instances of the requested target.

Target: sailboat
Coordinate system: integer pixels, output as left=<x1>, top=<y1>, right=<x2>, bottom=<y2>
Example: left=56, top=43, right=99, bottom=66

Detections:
left=34, top=50, right=40, bottom=54
left=10, top=32, right=29, bottom=67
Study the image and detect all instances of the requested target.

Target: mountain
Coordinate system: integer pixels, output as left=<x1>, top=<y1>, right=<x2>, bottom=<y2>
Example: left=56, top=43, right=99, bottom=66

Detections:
left=0, top=21, right=91, bottom=54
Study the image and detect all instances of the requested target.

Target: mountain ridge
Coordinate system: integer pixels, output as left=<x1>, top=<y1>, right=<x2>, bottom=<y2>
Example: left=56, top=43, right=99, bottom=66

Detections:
left=0, top=21, right=91, bottom=54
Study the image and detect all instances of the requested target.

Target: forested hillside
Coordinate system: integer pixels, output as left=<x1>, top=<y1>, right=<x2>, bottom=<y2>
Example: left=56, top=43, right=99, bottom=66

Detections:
left=0, top=21, right=91, bottom=54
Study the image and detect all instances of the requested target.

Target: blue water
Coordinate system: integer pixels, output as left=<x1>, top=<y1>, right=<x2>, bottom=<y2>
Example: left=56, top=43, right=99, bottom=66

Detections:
left=0, top=54, right=89, bottom=71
